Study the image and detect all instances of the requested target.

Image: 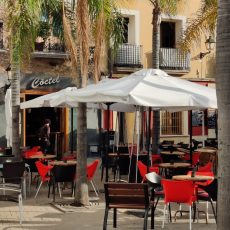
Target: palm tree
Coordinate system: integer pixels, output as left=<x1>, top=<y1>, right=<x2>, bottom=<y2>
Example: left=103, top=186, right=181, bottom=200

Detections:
left=216, top=0, right=230, bottom=228
left=63, top=0, right=124, bottom=206
left=2, top=0, right=42, bottom=158
left=149, top=0, right=181, bottom=153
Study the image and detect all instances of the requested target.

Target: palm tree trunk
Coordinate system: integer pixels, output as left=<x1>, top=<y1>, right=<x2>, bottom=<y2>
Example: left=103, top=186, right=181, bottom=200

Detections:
left=75, top=102, right=89, bottom=205
left=152, top=2, right=161, bottom=153
left=216, top=1, right=230, bottom=228
left=11, top=64, right=21, bottom=158
left=74, top=44, right=89, bottom=206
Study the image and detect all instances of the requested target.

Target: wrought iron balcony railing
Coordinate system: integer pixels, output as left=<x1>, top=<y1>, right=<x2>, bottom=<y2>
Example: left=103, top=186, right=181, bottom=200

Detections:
left=113, top=44, right=143, bottom=68
left=160, top=48, right=190, bottom=71
left=33, top=38, right=68, bottom=59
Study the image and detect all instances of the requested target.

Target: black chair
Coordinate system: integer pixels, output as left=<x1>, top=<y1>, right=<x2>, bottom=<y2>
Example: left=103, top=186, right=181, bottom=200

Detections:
left=146, top=172, right=166, bottom=228
left=2, top=161, right=27, bottom=198
left=198, top=178, right=217, bottom=222
left=101, top=153, right=117, bottom=181
left=49, top=164, right=76, bottom=202
left=23, top=158, right=39, bottom=183
left=116, top=154, right=130, bottom=181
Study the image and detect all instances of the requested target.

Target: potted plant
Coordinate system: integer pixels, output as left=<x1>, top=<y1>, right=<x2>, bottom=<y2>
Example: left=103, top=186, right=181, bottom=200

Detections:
left=35, top=21, right=50, bottom=51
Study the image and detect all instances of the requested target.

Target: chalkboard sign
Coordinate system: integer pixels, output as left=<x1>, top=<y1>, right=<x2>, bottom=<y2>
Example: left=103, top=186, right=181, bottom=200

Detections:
left=207, top=110, right=217, bottom=129
left=192, top=110, right=203, bottom=127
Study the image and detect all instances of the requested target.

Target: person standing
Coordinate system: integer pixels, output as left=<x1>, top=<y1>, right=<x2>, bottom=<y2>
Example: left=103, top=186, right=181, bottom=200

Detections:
left=38, top=119, right=51, bottom=154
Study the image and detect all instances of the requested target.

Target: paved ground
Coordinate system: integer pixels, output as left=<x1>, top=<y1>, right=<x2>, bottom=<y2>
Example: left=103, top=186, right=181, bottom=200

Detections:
left=0, top=157, right=217, bottom=230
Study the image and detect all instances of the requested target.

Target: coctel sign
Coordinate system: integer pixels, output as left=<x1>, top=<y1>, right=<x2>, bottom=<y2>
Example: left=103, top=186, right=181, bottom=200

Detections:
left=31, top=76, right=61, bottom=88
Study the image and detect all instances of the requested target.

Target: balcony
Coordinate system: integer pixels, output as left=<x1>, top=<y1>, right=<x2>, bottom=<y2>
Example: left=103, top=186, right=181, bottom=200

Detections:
left=113, top=44, right=143, bottom=73
left=32, top=38, right=69, bottom=60
left=160, top=48, right=190, bottom=74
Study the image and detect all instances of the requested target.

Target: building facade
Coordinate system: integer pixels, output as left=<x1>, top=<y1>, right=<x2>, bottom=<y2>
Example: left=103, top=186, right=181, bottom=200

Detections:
left=111, top=0, right=216, bottom=145
left=0, top=2, right=100, bottom=155
left=0, top=0, right=216, bottom=154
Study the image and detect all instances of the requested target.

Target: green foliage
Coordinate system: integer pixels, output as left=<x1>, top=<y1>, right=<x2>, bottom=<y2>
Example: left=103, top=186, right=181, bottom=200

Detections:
left=2, top=0, right=42, bottom=65
left=149, top=0, right=181, bottom=15
left=37, top=21, right=50, bottom=40
left=41, top=0, right=64, bottom=41
left=88, top=0, right=124, bottom=53
left=159, top=0, right=181, bottom=15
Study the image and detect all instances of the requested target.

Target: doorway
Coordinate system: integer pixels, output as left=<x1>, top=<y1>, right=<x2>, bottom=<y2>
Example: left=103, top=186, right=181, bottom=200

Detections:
left=25, top=94, right=64, bottom=156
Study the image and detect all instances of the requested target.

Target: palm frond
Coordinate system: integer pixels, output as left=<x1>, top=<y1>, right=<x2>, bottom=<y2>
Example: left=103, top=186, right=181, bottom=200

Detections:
left=76, top=0, right=90, bottom=87
left=93, top=10, right=105, bottom=83
left=159, top=0, right=181, bottom=15
left=62, top=1, right=78, bottom=77
left=149, top=0, right=181, bottom=15
left=179, top=2, right=217, bottom=51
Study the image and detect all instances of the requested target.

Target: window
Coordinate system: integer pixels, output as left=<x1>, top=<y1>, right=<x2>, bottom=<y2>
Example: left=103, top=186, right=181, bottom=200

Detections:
left=161, top=111, right=182, bottom=135
left=122, top=17, right=129, bottom=43
left=0, top=22, right=3, bottom=49
left=160, top=21, right=176, bottom=48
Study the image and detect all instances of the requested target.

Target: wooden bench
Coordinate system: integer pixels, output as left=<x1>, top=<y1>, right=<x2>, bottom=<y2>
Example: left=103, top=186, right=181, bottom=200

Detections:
left=103, top=183, right=154, bottom=230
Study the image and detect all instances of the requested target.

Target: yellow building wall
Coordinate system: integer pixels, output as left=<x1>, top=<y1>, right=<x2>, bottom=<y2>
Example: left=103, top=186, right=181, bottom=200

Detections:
left=115, top=0, right=215, bottom=145
left=116, top=0, right=215, bottom=80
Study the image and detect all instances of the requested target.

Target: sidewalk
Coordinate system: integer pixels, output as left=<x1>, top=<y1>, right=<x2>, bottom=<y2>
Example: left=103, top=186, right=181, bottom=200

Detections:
left=0, top=157, right=217, bottom=230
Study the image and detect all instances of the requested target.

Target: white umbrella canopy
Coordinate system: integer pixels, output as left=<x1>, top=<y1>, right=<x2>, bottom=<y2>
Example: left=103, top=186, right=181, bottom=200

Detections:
left=20, top=86, right=135, bottom=112
left=20, top=87, right=77, bottom=109
left=57, top=69, right=217, bottom=111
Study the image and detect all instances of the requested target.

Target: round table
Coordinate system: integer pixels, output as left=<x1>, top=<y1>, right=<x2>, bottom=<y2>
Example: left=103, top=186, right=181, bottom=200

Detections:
left=172, top=174, right=214, bottom=181
left=29, top=154, right=56, bottom=159
left=195, top=148, right=217, bottom=154
left=159, top=162, right=190, bottom=168
left=159, top=162, right=191, bottom=178
left=161, top=151, right=185, bottom=156
left=49, top=160, right=77, bottom=166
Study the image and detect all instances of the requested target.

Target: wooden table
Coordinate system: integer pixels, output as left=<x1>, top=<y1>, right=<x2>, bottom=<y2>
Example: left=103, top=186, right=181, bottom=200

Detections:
left=177, top=148, right=190, bottom=154
left=159, top=162, right=190, bottom=169
left=29, top=154, right=56, bottom=159
left=159, top=162, right=191, bottom=178
left=172, top=174, right=214, bottom=181
left=49, top=160, right=77, bottom=166
left=195, top=148, right=217, bottom=154
left=161, top=151, right=185, bottom=156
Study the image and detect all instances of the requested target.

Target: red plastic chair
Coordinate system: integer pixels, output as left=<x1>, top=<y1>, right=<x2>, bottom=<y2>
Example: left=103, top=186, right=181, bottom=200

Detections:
left=31, top=146, right=40, bottom=152
left=161, top=179, right=197, bottom=230
left=183, top=152, right=200, bottom=166
left=34, top=161, right=53, bottom=198
left=197, top=162, right=213, bottom=172
left=23, top=150, right=43, bottom=159
left=137, top=160, right=159, bottom=183
left=151, top=154, right=162, bottom=166
left=87, top=159, right=100, bottom=196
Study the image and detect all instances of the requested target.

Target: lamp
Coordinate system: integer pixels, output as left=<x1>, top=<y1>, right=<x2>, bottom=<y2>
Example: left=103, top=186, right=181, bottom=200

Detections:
left=205, top=36, right=215, bottom=51
left=200, top=36, right=216, bottom=59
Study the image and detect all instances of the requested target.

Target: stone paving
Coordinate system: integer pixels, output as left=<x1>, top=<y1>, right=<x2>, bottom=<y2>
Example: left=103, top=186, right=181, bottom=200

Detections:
left=0, top=157, right=217, bottom=230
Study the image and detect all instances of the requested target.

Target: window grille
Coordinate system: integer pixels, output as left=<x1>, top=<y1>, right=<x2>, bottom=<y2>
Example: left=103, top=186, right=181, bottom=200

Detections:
left=161, top=111, right=182, bottom=135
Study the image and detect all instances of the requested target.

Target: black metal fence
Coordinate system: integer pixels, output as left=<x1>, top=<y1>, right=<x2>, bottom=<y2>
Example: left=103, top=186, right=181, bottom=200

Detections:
left=113, top=44, right=143, bottom=68
left=160, top=48, right=190, bottom=71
